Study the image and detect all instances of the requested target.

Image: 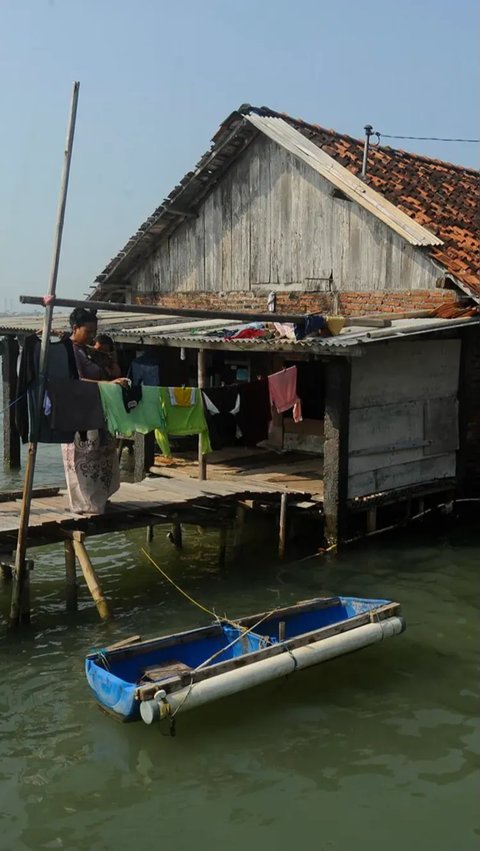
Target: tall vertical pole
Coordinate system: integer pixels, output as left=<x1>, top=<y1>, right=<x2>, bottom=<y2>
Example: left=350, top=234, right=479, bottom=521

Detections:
left=197, top=348, right=207, bottom=481
left=9, top=82, right=80, bottom=627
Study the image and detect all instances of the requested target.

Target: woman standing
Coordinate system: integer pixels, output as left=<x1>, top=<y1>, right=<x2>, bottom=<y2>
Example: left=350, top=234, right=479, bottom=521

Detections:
left=62, top=308, right=128, bottom=515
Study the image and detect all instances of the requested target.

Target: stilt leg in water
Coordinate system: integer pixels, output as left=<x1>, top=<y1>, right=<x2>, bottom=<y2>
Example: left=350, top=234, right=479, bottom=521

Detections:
left=72, top=531, right=112, bottom=621
left=0, top=562, right=13, bottom=582
left=64, top=539, right=78, bottom=612
left=278, top=493, right=288, bottom=560
left=366, top=508, right=377, bottom=534
left=146, top=525, right=154, bottom=544
left=218, top=525, right=227, bottom=568
left=232, top=504, right=246, bottom=561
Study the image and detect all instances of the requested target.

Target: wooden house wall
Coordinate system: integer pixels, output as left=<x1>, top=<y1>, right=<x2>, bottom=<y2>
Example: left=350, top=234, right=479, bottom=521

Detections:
left=130, top=135, right=441, bottom=296
left=347, top=340, right=461, bottom=499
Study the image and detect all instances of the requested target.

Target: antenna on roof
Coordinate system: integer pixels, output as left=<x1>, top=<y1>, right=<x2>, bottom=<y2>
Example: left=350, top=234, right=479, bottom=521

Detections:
left=361, top=124, right=374, bottom=179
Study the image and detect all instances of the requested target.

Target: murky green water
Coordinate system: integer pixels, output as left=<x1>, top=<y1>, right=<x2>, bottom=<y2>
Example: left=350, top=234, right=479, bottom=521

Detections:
left=0, top=444, right=478, bottom=850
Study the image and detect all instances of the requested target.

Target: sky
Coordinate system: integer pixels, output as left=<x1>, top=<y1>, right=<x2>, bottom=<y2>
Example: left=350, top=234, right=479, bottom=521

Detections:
left=0, top=0, right=478, bottom=310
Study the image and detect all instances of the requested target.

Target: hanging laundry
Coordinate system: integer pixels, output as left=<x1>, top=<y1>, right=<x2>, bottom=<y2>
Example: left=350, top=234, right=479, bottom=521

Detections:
left=229, top=327, right=268, bottom=340
left=128, top=352, right=161, bottom=387
left=169, top=386, right=196, bottom=407
left=97, top=383, right=166, bottom=438
left=238, top=379, right=271, bottom=445
left=48, top=380, right=106, bottom=432
left=273, top=323, right=296, bottom=341
left=294, top=315, right=326, bottom=340
left=268, top=366, right=303, bottom=423
left=122, top=384, right=142, bottom=412
left=15, top=335, right=79, bottom=444
left=155, top=387, right=211, bottom=456
left=202, top=387, right=241, bottom=449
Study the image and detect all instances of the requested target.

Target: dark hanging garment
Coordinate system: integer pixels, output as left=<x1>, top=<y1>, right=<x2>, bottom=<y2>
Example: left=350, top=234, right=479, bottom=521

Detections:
left=15, top=334, right=38, bottom=443
left=237, top=379, right=271, bottom=446
left=202, top=387, right=241, bottom=450
left=16, top=335, right=79, bottom=444
left=128, top=353, right=161, bottom=387
left=121, top=384, right=143, bottom=413
left=48, top=380, right=106, bottom=432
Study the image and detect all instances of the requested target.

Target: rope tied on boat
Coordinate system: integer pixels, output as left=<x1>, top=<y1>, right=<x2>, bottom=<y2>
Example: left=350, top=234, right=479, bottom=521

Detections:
left=280, top=641, right=298, bottom=672
left=141, top=548, right=276, bottom=634
left=157, top=610, right=280, bottom=728
left=141, top=548, right=219, bottom=620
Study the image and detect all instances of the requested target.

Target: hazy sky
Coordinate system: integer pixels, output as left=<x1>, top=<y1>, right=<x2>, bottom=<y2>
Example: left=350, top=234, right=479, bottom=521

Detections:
left=0, top=0, right=478, bottom=310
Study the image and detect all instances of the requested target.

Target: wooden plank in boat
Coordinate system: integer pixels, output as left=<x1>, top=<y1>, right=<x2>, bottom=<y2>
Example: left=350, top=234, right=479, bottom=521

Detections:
left=139, top=661, right=192, bottom=683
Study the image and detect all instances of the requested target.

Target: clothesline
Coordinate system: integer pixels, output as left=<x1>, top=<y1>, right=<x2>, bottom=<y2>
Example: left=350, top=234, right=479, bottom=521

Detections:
left=20, top=366, right=304, bottom=455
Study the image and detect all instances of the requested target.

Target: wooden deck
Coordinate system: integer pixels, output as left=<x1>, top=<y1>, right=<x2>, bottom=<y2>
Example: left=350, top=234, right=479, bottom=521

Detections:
left=0, top=473, right=316, bottom=553
left=149, top=447, right=325, bottom=499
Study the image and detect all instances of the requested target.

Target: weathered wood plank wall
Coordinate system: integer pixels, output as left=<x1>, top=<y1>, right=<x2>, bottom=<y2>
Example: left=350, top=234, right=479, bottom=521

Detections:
left=348, top=340, right=460, bottom=498
left=130, top=136, right=442, bottom=295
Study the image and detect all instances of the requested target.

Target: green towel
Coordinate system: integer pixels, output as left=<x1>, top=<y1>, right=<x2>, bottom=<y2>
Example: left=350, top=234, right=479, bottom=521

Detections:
left=155, top=387, right=211, bottom=456
left=98, top=383, right=166, bottom=437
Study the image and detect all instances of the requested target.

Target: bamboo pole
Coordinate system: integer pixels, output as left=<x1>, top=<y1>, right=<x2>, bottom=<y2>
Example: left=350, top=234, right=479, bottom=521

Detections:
left=19, top=295, right=313, bottom=326
left=72, top=531, right=112, bottom=621
left=197, top=348, right=207, bottom=481
left=10, top=82, right=80, bottom=627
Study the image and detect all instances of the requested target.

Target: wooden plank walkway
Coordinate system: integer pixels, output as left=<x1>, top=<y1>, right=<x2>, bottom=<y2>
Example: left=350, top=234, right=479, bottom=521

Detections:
left=0, top=476, right=313, bottom=553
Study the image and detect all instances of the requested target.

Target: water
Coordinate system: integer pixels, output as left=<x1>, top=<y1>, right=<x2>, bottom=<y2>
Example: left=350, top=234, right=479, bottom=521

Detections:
left=0, top=444, right=478, bottom=850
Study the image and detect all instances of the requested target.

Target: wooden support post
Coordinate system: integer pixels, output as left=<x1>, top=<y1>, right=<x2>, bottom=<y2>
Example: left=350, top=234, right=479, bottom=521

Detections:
left=323, top=359, right=351, bottom=549
left=19, top=559, right=33, bottom=625
left=278, top=492, right=288, bottom=560
left=366, top=507, right=377, bottom=534
left=170, top=519, right=183, bottom=549
left=0, top=558, right=13, bottom=582
left=197, top=348, right=207, bottom=481
left=232, top=504, right=246, bottom=560
left=72, top=531, right=112, bottom=621
left=405, top=499, right=412, bottom=521
left=2, top=336, right=21, bottom=469
left=146, top=525, right=154, bottom=543
left=64, top=539, right=78, bottom=612
left=218, top=525, right=227, bottom=568
left=133, top=431, right=155, bottom=482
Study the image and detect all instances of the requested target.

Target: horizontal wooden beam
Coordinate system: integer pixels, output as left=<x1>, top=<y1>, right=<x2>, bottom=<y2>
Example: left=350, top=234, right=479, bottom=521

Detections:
left=19, top=294, right=322, bottom=325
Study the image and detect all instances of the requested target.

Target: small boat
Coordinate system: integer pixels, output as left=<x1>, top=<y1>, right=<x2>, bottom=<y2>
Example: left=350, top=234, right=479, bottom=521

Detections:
left=85, top=595, right=405, bottom=725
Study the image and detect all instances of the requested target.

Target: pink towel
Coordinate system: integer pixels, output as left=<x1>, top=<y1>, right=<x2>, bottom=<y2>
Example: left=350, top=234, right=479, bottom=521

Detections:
left=268, top=366, right=303, bottom=423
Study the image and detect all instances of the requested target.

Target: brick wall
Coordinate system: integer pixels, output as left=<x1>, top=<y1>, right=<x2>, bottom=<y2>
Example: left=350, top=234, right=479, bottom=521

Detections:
left=133, top=289, right=458, bottom=316
left=458, top=327, right=480, bottom=495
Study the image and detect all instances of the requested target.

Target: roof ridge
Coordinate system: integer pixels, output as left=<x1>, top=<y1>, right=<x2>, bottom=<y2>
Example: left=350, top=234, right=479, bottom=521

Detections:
left=243, top=104, right=479, bottom=175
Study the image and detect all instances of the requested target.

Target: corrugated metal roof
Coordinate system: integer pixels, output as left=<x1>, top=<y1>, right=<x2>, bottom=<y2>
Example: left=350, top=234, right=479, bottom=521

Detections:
left=0, top=311, right=192, bottom=335
left=1, top=313, right=478, bottom=356
left=246, top=114, right=443, bottom=248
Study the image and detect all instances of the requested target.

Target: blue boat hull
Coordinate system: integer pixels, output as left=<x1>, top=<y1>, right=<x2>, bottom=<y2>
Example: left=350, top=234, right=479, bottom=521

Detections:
left=85, top=596, right=403, bottom=722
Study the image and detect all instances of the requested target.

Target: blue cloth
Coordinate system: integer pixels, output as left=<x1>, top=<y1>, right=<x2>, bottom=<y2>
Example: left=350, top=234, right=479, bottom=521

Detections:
left=128, top=353, right=160, bottom=387
left=294, top=315, right=326, bottom=340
